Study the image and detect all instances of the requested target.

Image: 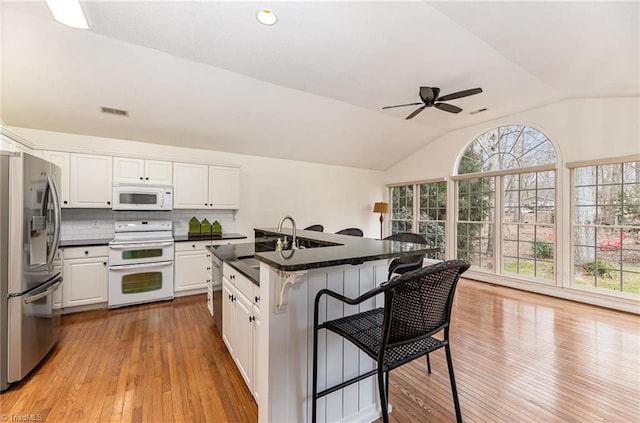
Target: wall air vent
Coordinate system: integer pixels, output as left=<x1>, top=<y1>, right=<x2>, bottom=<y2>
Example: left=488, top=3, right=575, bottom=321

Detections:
left=469, top=108, right=488, bottom=115
left=100, top=106, right=129, bottom=117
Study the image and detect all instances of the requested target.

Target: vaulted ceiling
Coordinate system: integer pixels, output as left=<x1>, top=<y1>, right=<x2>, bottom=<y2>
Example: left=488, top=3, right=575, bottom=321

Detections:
left=1, top=1, right=638, bottom=170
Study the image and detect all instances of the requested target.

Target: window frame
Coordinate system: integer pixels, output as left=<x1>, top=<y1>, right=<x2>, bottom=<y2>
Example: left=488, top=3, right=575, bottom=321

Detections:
left=388, top=178, right=447, bottom=259
left=453, top=125, right=558, bottom=284
left=568, top=155, right=640, bottom=298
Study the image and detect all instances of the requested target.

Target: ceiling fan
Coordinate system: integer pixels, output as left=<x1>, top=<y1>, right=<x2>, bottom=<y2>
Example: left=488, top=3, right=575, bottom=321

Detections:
left=382, top=87, right=483, bottom=119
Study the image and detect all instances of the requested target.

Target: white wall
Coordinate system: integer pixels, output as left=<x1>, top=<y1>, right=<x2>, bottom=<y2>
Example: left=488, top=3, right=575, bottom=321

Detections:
left=385, top=97, right=640, bottom=183
left=7, top=126, right=386, bottom=239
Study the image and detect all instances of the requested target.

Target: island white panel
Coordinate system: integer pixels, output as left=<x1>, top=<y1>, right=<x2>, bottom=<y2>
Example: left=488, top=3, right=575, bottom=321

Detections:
left=258, top=259, right=388, bottom=423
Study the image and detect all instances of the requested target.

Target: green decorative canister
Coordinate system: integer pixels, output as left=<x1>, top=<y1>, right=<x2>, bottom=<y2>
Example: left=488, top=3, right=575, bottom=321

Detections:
left=212, top=220, right=222, bottom=236
left=188, top=217, right=200, bottom=236
left=201, top=218, right=212, bottom=237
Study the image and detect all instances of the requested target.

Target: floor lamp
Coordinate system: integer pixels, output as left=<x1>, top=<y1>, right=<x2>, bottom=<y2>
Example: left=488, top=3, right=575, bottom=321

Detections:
left=373, top=202, right=389, bottom=240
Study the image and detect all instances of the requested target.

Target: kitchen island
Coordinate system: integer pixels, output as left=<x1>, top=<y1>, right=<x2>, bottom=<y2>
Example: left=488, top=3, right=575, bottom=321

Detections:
left=211, top=228, right=437, bottom=423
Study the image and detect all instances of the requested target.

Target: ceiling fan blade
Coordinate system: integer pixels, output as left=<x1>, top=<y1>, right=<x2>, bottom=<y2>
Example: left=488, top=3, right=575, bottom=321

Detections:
left=406, top=106, right=427, bottom=120
left=435, top=103, right=462, bottom=114
left=437, top=88, right=483, bottom=102
left=382, top=102, right=423, bottom=110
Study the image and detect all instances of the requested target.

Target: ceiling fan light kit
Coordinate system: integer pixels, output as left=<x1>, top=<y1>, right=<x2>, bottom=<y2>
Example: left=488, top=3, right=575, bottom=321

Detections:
left=383, top=86, right=483, bottom=119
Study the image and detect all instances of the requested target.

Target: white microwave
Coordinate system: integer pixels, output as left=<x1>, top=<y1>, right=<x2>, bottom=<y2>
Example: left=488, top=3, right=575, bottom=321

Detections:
left=112, top=184, right=173, bottom=211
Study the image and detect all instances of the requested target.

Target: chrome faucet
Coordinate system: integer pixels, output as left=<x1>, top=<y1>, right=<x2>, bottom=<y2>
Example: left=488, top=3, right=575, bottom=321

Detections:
left=277, top=215, right=297, bottom=251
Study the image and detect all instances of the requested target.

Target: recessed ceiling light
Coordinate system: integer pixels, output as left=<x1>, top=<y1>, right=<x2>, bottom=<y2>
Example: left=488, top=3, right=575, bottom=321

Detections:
left=256, top=9, right=277, bottom=26
left=45, top=0, right=90, bottom=29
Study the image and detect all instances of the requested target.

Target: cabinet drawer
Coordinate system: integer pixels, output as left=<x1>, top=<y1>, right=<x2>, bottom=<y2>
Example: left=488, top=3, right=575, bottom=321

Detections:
left=63, top=246, right=109, bottom=259
left=175, top=240, right=210, bottom=252
left=223, top=264, right=254, bottom=300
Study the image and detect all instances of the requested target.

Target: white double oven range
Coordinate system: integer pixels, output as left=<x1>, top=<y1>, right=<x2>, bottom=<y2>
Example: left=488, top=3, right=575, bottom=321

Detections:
left=108, top=220, right=174, bottom=308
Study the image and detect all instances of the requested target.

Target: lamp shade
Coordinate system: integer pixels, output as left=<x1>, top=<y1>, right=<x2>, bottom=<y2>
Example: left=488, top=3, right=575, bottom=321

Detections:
left=373, top=202, right=390, bottom=213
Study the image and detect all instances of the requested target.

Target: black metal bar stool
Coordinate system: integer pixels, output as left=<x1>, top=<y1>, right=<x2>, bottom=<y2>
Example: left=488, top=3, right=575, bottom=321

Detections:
left=312, top=259, right=470, bottom=423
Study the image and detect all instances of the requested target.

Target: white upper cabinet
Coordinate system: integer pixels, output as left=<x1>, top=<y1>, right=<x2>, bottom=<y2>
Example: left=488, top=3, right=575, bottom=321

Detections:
left=113, top=157, right=172, bottom=185
left=145, top=160, right=173, bottom=185
left=173, top=162, right=209, bottom=208
left=174, top=162, right=239, bottom=209
left=209, top=166, right=240, bottom=209
left=70, top=153, right=113, bottom=208
left=41, top=151, right=71, bottom=207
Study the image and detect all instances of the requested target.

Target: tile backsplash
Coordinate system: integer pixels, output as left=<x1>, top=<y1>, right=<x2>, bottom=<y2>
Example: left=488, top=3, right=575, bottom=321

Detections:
left=61, top=209, right=236, bottom=240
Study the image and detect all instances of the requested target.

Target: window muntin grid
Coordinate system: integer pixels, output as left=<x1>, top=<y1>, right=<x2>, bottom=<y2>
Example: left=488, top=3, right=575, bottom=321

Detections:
left=573, top=160, right=640, bottom=294
left=390, top=181, right=447, bottom=259
left=457, top=177, right=495, bottom=271
left=390, top=185, right=413, bottom=233
left=417, top=181, right=446, bottom=259
left=459, top=125, right=557, bottom=174
left=502, top=171, right=555, bottom=280
left=456, top=125, right=557, bottom=280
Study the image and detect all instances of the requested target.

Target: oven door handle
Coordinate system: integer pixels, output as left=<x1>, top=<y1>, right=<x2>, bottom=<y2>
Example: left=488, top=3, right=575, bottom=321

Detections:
left=108, top=260, right=174, bottom=271
left=109, top=242, right=174, bottom=250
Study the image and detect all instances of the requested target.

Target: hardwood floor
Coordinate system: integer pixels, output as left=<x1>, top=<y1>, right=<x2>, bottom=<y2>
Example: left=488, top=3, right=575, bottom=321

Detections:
left=1, top=280, right=638, bottom=422
left=1, top=295, right=257, bottom=422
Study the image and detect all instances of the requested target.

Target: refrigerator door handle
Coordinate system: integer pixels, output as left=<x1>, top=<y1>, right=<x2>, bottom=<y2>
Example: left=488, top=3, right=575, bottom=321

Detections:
left=46, top=174, right=61, bottom=267
left=23, top=276, right=62, bottom=304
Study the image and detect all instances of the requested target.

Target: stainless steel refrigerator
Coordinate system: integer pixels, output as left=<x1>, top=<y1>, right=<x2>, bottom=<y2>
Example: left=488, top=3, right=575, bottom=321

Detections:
left=0, top=151, right=62, bottom=391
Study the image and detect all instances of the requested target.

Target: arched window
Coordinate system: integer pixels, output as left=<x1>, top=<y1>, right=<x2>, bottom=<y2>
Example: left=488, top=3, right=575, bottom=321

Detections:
left=458, top=125, right=557, bottom=174
left=454, top=125, right=557, bottom=282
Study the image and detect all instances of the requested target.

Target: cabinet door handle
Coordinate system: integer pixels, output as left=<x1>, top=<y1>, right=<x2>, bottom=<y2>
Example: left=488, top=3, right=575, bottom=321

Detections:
left=139, top=177, right=143, bottom=180
left=103, top=262, right=107, bottom=266
left=145, top=177, right=149, bottom=180
left=107, top=201, right=111, bottom=205
left=249, top=316, right=255, bottom=322
left=255, top=296, right=260, bottom=303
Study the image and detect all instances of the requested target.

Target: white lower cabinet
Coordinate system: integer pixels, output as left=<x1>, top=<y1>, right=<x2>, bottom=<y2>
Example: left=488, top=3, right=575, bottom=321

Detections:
left=175, top=239, right=245, bottom=295
left=174, top=241, right=211, bottom=294
left=252, top=305, right=261, bottom=402
left=222, top=263, right=260, bottom=401
left=62, top=246, right=108, bottom=308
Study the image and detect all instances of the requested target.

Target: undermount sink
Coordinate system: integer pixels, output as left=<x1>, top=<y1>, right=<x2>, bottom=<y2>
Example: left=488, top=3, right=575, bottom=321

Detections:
left=238, top=256, right=261, bottom=269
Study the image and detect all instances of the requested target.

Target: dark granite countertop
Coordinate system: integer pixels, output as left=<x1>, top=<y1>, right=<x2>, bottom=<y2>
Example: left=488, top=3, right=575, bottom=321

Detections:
left=207, top=243, right=259, bottom=285
left=59, top=238, right=112, bottom=247
left=254, top=228, right=438, bottom=272
left=174, top=233, right=247, bottom=242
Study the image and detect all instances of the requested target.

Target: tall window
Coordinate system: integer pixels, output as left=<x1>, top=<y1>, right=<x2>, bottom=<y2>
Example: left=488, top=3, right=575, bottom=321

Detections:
left=572, top=159, right=640, bottom=294
left=457, top=177, right=494, bottom=271
left=390, top=185, right=413, bottom=233
left=390, top=180, right=446, bottom=259
left=455, top=125, right=557, bottom=282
